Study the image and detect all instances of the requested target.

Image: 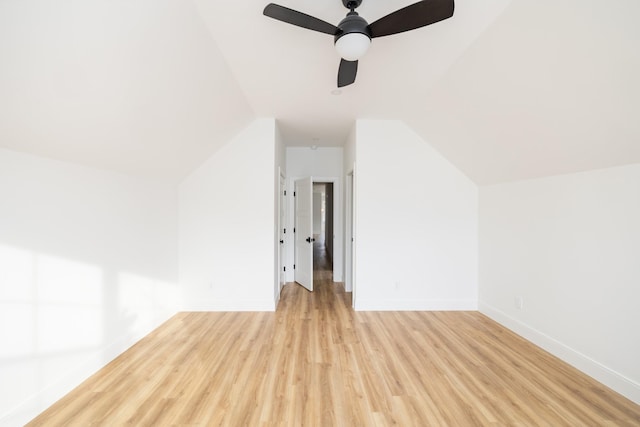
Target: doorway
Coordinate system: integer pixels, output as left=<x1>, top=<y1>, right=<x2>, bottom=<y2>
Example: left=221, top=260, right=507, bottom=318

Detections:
left=290, top=175, right=343, bottom=295
left=312, top=182, right=334, bottom=282
left=293, top=179, right=338, bottom=292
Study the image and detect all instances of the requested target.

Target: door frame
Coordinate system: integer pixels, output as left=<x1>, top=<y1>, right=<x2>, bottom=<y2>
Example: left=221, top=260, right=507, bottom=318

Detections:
left=286, top=176, right=344, bottom=283
left=279, top=169, right=286, bottom=292
left=345, top=166, right=356, bottom=307
left=275, top=167, right=286, bottom=306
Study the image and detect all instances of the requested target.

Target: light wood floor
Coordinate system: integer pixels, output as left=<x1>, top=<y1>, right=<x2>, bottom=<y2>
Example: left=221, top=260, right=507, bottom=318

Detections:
left=29, top=243, right=640, bottom=426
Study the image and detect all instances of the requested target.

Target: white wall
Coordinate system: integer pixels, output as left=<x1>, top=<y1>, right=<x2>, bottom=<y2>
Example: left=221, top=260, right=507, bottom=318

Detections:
left=344, top=126, right=356, bottom=176
left=287, top=147, right=345, bottom=178
left=179, top=119, right=276, bottom=311
left=354, top=120, right=478, bottom=311
left=479, top=163, right=640, bottom=404
left=285, top=147, right=344, bottom=282
left=0, top=148, right=179, bottom=426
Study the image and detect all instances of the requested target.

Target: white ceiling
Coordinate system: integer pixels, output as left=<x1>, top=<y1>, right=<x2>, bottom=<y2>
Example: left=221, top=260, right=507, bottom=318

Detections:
left=407, top=0, right=640, bottom=184
left=0, top=0, right=254, bottom=182
left=1, top=0, right=639, bottom=184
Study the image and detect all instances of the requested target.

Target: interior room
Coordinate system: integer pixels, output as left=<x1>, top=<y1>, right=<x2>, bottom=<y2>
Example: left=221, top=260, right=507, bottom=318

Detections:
left=1, top=0, right=639, bottom=424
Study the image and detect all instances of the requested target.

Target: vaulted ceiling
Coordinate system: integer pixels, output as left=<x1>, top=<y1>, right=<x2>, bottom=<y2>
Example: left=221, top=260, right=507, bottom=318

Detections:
left=1, top=0, right=639, bottom=184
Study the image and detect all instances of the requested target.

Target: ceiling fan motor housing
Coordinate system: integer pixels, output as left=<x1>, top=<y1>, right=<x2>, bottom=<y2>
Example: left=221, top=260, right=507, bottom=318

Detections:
left=334, top=12, right=371, bottom=43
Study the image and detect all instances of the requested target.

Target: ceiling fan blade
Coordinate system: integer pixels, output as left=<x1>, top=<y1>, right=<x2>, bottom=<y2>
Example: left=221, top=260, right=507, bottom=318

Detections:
left=263, top=3, right=339, bottom=35
left=337, top=59, right=358, bottom=88
left=368, top=0, right=454, bottom=38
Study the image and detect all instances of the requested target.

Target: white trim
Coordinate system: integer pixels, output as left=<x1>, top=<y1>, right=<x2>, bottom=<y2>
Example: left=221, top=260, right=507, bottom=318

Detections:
left=274, top=290, right=281, bottom=309
left=349, top=163, right=357, bottom=308
left=355, top=299, right=477, bottom=311
left=480, top=301, right=640, bottom=405
left=276, top=167, right=286, bottom=307
left=344, top=170, right=354, bottom=293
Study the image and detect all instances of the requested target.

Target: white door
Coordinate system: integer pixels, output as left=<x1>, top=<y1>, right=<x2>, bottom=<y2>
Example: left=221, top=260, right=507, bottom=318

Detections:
left=294, top=177, right=313, bottom=291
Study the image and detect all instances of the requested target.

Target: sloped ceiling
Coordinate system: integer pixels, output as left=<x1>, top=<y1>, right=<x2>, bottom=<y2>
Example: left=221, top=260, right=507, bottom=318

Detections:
left=406, top=0, right=640, bottom=184
left=0, top=0, right=254, bottom=182
left=1, top=0, right=639, bottom=184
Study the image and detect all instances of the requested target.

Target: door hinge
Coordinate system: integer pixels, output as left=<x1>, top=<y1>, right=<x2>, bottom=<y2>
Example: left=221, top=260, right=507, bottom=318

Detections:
left=284, top=266, right=286, bottom=272
left=284, top=190, right=287, bottom=196
left=293, top=227, right=296, bottom=233
left=294, top=191, right=296, bottom=197
left=294, top=264, right=296, bottom=270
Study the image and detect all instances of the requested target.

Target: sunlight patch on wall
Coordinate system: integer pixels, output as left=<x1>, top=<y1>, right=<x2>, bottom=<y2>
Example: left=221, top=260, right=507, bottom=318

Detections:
left=0, top=246, right=103, bottom=358
left=0, top=245, right=35, bottom=359
left=0, top=242, right=180, bottom=422
left=117, top=272, right=179, bottom=338
left=0, top=243, right=103, bottom=419
left=37, top=255, right=102, bottom=306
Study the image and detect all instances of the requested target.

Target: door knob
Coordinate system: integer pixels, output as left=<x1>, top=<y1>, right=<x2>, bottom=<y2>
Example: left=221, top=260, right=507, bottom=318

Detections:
left=306, top=237, right=315, bottom=243
left=280, top=240, right=284, bottom=244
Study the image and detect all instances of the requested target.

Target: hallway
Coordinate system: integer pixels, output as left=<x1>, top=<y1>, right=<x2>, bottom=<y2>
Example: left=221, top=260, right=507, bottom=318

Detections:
left=312, top=235, right=338, bottom=285
left=312, top=235, right=331, bottom=279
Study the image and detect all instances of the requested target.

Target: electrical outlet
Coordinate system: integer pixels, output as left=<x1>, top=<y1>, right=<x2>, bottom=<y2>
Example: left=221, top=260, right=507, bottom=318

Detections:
left=515, top=296, right=524, bottom=310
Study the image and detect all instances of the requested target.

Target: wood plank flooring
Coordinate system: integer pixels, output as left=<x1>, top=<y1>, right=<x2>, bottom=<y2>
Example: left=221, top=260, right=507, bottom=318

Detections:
left=29, top=242, right=640, bottom=426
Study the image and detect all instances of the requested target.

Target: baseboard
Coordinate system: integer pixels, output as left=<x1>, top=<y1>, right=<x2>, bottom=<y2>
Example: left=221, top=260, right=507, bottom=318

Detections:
left=354, top=298, right=477, bottom=311
left=479, top=301, right=640, bottom=405
left=274, top=287, right=281, bottom=309
left=183, top=299, right=276, bottom=312
left=0, top=313, right=179, bottom=426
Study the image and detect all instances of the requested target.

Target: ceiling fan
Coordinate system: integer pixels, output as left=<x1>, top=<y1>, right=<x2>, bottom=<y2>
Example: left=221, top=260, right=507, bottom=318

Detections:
left=263, top=0, right=455, bottom=87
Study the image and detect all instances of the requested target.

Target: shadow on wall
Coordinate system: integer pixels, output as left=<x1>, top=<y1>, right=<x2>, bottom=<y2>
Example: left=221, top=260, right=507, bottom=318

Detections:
left=0, top=243, right=178, bottom=424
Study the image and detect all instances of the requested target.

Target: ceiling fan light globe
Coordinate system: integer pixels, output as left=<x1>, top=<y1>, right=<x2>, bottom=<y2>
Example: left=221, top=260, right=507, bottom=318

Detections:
left=335, top=32, right=370, bottom=61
